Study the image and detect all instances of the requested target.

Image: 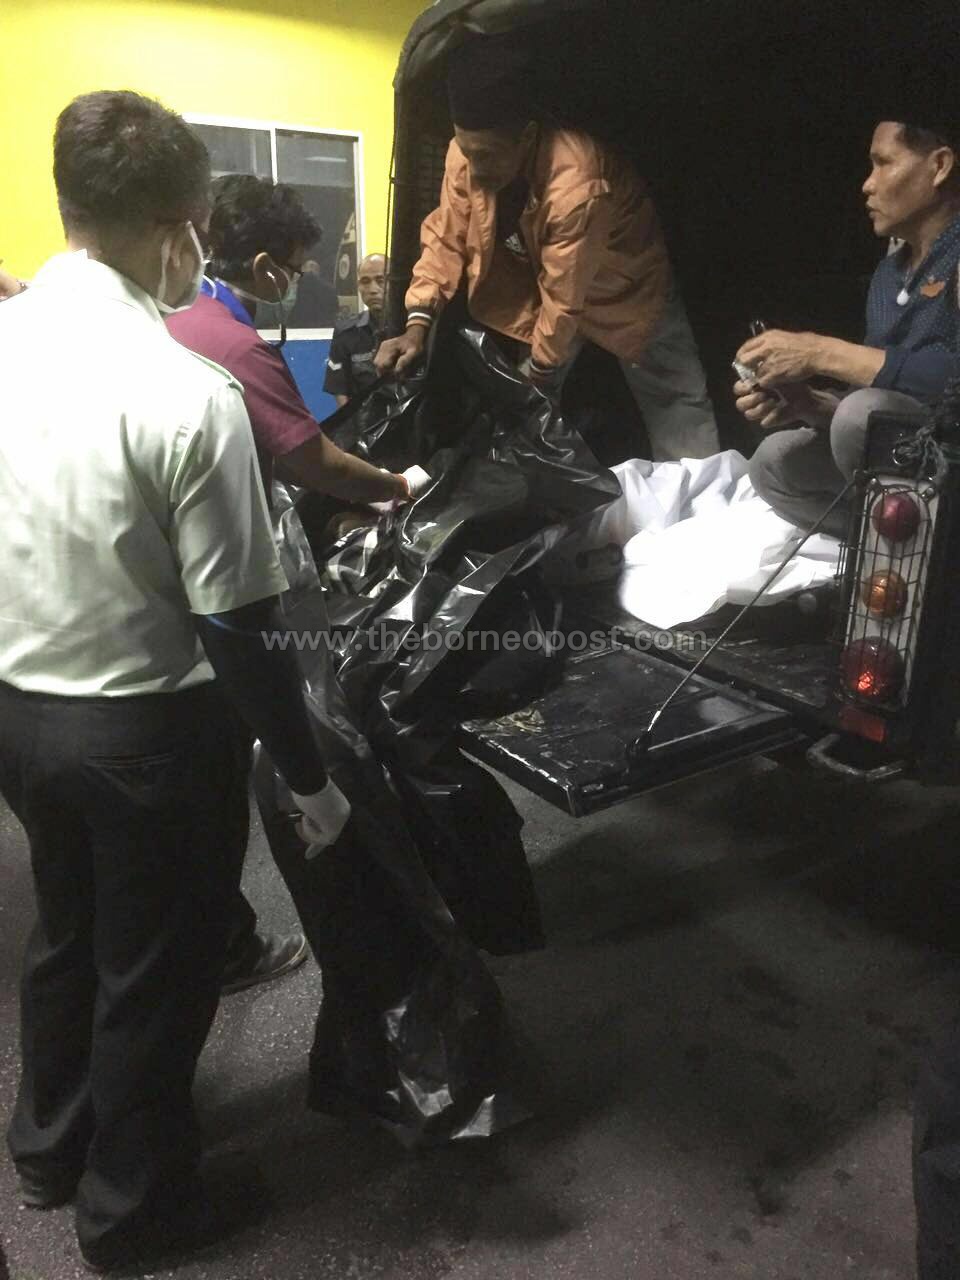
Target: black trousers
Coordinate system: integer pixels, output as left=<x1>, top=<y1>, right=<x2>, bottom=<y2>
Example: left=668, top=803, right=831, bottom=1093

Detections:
left=0, top=678, right=247, bottom=1260
left=915, top=1015, right=960, bottom=1278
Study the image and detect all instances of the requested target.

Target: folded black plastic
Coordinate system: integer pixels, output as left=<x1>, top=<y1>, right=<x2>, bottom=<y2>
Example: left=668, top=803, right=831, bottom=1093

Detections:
left=254, top=325, right=620, bottom=1145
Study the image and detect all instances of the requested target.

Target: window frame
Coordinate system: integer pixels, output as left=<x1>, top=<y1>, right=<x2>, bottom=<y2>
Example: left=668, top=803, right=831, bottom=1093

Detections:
left=185, top=112, right=366, bottom=341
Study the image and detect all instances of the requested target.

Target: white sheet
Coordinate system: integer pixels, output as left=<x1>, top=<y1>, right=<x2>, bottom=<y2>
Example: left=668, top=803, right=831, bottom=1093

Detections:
left=551, top=451, right=841, bottom=628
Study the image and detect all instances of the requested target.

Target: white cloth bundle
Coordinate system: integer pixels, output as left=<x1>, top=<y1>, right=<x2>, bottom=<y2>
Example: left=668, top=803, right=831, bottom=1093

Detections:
left=550, top=451, right=840, bottom=627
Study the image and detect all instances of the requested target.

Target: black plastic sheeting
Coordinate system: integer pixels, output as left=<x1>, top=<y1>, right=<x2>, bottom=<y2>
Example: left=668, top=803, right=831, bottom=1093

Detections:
left=253, top=326, right=620, bottom=1146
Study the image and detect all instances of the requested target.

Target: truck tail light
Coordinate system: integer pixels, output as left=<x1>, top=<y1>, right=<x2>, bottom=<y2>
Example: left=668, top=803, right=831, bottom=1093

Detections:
left=860, top=570, right=908, bottom=618
left=870, top=492, right=922, bottom=542
left=838, top=475, right=936, bottom=728
left=840, top=637, right=905, bottom=701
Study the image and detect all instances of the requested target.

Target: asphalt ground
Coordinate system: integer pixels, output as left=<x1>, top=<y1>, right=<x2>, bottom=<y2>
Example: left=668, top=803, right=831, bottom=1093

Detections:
left=3, top=756, right=960, bottom=1280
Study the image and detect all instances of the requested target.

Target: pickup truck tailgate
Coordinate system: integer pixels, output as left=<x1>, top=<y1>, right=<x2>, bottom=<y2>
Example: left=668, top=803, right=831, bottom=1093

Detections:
left=460, top=645, right=803, bottom=816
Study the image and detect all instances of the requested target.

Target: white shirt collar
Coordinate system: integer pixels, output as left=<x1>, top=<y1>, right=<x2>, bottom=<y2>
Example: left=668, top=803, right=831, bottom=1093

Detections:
left=31, top=250, right=164, bottom=324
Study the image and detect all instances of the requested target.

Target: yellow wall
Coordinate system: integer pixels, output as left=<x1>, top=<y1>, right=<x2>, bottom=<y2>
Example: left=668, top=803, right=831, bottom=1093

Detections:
left=0, top=0, right=426, bottom=275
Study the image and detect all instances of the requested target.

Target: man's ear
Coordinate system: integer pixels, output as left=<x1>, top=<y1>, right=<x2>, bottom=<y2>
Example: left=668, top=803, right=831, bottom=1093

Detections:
left=164, top=221, right=191, bottom=269
left=931, top=146, right=956, bottom=190
left=252, top=250, right=280, bottom=289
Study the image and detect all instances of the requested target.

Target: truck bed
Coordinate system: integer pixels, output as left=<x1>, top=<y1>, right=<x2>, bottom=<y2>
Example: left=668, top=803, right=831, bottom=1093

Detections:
left=459, top=584, right=844, bottom=816
left=570, top=584, right=841, bottom=725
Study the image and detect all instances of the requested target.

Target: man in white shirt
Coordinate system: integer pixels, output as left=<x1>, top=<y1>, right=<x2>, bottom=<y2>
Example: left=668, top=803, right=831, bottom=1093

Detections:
left=0, top=90, right=349, bottom=1273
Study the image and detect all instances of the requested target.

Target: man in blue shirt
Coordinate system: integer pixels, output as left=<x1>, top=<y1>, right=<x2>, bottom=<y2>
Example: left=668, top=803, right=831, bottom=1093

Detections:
left=323, top=253, right=387, bottom=408
left=735, top=117, right=960, bottom=536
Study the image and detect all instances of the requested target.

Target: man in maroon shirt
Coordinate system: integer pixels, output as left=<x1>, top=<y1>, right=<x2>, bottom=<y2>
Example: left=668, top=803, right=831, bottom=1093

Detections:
left=167, top=176, right=411, bottom=993
left=168, top=176, right=407, bottom=503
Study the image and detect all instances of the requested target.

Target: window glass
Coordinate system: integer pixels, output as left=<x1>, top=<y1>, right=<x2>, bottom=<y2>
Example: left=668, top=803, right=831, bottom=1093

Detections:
left=277, top=130, right=359, bottom=326
left=190, top=123, right=272, bottom=180
left=185, top=118, right=362, bottom=331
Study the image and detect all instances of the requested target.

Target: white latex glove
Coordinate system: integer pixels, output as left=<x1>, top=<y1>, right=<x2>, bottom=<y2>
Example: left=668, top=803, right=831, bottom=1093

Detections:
left=291, top=779, right=352, bottom=858
left=401, top=464, right=432, bottom=499
left=369, top=465, right=432, bottom=515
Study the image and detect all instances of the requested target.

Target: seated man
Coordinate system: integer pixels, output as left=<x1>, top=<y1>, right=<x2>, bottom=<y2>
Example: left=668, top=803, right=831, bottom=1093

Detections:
left=375, top=33, right=718, bottom=462
left=737, top=117, right=960, bottom=538
left=324, top=252, right=387, bottom=408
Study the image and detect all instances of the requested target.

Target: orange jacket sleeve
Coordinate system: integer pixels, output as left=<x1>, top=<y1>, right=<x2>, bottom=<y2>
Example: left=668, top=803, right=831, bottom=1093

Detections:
left=531, top=191, right=614, bottom=370
left=404, top=142, right=471, bottom=323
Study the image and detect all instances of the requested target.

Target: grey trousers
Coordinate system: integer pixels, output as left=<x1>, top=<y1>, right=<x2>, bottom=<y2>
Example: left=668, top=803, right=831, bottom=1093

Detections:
left=537, top=287, right=719, bottom=462
left=747, top=388, right=925, bottom=539
left=618, top=287, right=719, bottom=462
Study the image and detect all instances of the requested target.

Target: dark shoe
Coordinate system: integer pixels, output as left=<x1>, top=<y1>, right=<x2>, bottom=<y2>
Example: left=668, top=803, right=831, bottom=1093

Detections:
left=20, top=1168, right=78, bottom=1209
left=79, top=1168, right=259, bottom=1275
left=79, top=1186, right=217, bottom=1275
left=220, top=929, right=308, bottom=995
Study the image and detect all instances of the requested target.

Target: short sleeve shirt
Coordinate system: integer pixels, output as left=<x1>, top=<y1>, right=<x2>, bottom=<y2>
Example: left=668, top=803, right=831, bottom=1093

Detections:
left=0, top=252, right=288, bottom=697
left=323, top=310, right=382, bottom=399
left=167, top=282, right=320, bottom=491
left=864, top=214, right=960, bottom=400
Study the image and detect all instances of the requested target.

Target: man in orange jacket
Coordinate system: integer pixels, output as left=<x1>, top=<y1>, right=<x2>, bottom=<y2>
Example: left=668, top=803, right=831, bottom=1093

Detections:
left=376, top=35, right=718, bottom=461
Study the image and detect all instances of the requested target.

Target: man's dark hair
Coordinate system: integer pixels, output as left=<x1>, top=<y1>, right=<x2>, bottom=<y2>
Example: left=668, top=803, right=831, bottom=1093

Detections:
left=207, top=175, right=322, bottom=281
left=898, top=122, right=960, bottom=193
left=447, top=34, right=535, bottom=133
left=899, top=122, right=960, bottom=157
left=54, top=90, right=210, bottom=232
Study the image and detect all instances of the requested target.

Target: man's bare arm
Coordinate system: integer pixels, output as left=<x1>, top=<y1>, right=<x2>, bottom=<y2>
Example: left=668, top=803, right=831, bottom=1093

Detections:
left=737, top=330, right=885, bottom=389
left=812, top=336, right=887, bottom=387
left=281, top=432, right=405, bottom=503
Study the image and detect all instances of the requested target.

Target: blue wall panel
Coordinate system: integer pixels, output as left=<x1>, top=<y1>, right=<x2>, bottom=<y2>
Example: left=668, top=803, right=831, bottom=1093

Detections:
left=282, top=338, right=336, bottom=423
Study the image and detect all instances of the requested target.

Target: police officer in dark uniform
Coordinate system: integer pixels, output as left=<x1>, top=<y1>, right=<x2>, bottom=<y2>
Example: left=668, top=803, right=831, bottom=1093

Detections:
left=323, top=252, right=386, bottom=406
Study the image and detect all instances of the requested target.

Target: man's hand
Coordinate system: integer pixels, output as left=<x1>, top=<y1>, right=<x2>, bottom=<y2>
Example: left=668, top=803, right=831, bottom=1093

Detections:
left=368, top=464, right=433, bottom=515
left=0, top=265, right=26, bottom=301
left=736, top=330, right=824, bottom=387
left=734, top=379, right=797, bottom=430
left=291, top=780, right=352, bottom=858
left=375, top=325, right=427, bottom=377
left=519, top=356, right=564, bottom=403
left=734, top=379, right=836, bottom=432
left=401, top=464, right=432, bottom=500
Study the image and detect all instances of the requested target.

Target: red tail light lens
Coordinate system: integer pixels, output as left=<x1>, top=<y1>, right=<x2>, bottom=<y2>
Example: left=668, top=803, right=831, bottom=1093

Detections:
left=841, top=637, right=905, bottom=702
left=871, top=492, right=921, bottom=542
left=860, top=569, right=908, bottom=618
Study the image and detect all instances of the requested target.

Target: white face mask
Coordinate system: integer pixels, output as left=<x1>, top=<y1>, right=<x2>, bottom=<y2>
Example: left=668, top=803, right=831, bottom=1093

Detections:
left=231, top=266, right=298, bottom=311
left=272, top=267, right=299, bottom=310
left=227, top=265, right=298, bottom=347
left=155, top=222, right=204, bottom=315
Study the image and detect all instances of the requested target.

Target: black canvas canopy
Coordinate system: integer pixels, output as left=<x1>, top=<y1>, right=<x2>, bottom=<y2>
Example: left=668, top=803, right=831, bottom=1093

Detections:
left=387, top=0, right=958, bottom=442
